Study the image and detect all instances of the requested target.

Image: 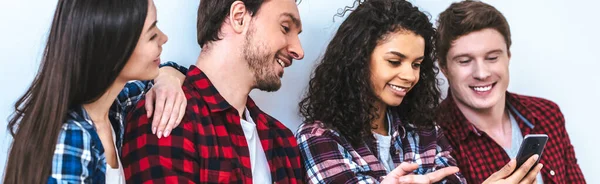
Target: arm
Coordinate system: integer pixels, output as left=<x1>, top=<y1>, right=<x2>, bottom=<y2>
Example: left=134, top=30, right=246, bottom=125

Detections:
left=118, top=61, right=187, bottom=137
left=296, top=127, right=380, bottom=184
left=116, top=61, right=187, bottom=113
left=48, top=123, right=94, bottom=184
left=121, top=100, right=199, bottom=184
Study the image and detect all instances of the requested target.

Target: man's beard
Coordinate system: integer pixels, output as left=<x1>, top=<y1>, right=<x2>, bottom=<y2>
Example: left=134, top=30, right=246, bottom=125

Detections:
left=242, top=25, right=282, bottom=92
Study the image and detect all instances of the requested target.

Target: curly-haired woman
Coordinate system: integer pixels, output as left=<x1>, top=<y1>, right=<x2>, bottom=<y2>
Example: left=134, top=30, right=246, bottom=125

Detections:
left=296, top=0, right=466, bottom=183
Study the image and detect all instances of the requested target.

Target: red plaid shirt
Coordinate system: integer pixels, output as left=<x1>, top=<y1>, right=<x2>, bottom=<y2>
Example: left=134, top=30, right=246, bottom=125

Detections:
left=437, top=91, right=586, bottom=184
left=122, top=66, right=303, bottom=184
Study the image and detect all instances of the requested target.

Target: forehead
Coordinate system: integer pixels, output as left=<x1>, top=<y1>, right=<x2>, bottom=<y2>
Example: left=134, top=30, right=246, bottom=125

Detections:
left=448, top=28, right=507, bottom=57
left=143, top=1, right=156, bottom=28
left=376, top=31, right=425, bottom=55
left=255, top=0, right=301, bottom=22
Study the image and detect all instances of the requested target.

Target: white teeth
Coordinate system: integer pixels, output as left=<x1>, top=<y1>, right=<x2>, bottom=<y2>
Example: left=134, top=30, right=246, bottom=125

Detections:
left=277, top=59, right=285, bottom=67
left=389, top=84, right=407, bottom=92
left=472, top=85, right=492, bottom=92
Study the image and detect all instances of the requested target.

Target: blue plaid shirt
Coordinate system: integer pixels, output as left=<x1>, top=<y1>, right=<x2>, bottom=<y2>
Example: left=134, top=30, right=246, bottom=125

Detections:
left=48, top=62, right=187, bottom=183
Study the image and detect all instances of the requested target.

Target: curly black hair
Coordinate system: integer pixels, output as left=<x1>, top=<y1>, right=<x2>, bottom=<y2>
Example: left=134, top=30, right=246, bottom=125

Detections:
left=299, top=0, right=441, bottom=146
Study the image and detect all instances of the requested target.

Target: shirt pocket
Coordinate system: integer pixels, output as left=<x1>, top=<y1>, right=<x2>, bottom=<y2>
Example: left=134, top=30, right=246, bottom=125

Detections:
left=202, top=157, right=241, bottom=183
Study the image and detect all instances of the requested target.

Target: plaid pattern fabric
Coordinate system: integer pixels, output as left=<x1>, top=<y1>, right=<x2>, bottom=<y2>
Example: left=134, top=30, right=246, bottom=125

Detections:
left=110, top=61, right=188, bottom=154
left=296, top=110, right=466, bottom=184
left=121, top=65, right=303, bottom=184
left=49, top=107, right=105, bottom=184
left=48, top=61, right=186, bottom=183
left=437, top=91, right=586, bottom=184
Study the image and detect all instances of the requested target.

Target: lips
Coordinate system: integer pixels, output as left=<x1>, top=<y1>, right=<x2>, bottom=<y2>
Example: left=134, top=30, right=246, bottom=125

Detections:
left=276, top=54, right=292, bottom=68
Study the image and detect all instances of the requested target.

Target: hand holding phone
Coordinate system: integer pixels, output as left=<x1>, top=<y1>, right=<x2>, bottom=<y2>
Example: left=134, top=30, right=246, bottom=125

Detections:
left=515, top=134, right=548, bottom=172
left=483, top=134, right=547, bottom=184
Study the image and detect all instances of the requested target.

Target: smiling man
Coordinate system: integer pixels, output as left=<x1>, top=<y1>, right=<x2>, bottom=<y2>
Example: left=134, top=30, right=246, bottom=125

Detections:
left=435, top=1, right=586, bottom=184
left=121, top=0, right=305, bottom=183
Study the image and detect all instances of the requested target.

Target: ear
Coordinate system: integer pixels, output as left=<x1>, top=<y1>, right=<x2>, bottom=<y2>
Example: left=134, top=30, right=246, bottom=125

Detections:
left=228, top=1, right=250, bottom=34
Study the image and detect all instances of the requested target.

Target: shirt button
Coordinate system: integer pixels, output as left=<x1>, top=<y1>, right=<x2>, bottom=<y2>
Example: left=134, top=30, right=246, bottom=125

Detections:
left=395, top=150, right=400, bottom=155
left=550, top=170, right=555, bottom=176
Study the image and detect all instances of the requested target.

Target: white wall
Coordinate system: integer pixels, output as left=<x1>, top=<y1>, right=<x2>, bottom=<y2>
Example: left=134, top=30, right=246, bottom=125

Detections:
left=1, top=0, right=598, bottom=182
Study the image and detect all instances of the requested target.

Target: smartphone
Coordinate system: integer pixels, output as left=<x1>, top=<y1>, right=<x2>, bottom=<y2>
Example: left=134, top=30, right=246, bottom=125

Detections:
left=514, top=134, right=548, bottom=173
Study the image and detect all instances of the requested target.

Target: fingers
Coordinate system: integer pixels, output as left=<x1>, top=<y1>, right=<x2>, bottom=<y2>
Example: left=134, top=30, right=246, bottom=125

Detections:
left=151, top=91, right=166, bottom=137
left=487, top=158, right=517, bottom=181
left=175, top=99, right=186, bottom=126
left=156, top=93, right=175, bottom=139
left=389, top=162, right=420, bottom=178
left=161, top=94, right=182, bottom=138
left=381, top=162, right=419, bottom=184
left=519, top=163, right=543, bottom=184
left=423, top=167, right=459, bottom=183
left=507, top=154, right=539, bottom=183
left=398, top=174, right=431, bottom=184
left=145, top=90, right=155, bottom=119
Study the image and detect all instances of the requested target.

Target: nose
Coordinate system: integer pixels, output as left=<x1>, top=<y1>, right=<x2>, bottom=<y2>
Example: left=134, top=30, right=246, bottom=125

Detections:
left=159, top=28, right=168, bottom=45
left=472, top=59, right=491, bottom=80
left=287, top=35, right=304, bottom=60
left=397, top=64, right=417, bottom=82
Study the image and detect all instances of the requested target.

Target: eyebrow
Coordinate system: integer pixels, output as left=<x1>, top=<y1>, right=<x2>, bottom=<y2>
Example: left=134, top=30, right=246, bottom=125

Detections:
left=281, top=13, right=302, bottom=34
left=388, top=51, right=424, bottom=61
left=147, top=21, right=157, bottom=33
left=486, top=49, right=504, bottom=55
left=452, top=49, right=504, bottom=60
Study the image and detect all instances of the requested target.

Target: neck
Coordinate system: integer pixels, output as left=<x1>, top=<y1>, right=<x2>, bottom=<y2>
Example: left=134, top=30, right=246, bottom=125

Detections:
left=83, top=79, right=127, bottom=124
left=453, top=93, right=510, bottom=134
left=372, top=101, right=388, bottom=136
left=196, top=44, right=253, bottom=116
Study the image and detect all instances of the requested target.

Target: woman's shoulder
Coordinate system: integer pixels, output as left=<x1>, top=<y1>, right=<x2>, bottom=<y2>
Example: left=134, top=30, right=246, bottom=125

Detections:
left=297, top=121, right=341, bottom=138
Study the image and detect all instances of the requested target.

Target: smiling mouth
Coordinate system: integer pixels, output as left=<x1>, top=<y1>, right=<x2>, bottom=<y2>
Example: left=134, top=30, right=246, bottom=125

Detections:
left=470, top=82, right=496, bottom=92
left=389, top=83, right=409, bottom=92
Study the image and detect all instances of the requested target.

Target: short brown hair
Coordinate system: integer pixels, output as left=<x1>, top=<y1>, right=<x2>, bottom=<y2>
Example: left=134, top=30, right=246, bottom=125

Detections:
left=435, top=0, right=511, bottom=67
left=196, top=0, right=265, bottom=47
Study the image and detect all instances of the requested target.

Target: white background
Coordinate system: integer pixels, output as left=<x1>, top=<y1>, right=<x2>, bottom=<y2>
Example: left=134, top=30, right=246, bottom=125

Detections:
left=1, top=0, right=598, bottom=182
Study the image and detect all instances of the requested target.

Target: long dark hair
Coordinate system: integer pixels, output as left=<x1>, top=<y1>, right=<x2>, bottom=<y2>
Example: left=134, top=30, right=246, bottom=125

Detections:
left=4, top=0, right=148, bottom=183
left=299, top=0, right=440, bottom=146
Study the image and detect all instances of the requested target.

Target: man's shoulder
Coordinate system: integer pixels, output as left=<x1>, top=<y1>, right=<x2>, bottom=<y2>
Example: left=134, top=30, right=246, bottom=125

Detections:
left=509, top=92, right=560, bottom=110
left=126, top=97, right=150, bottom=125
left=259, top=111, right=295, bottom=136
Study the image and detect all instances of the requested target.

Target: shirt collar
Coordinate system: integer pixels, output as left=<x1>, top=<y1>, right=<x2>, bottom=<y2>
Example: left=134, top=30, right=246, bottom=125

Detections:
left=185, top=65, right=273, bottom=127
left=439, top=90, right=540, bottom=141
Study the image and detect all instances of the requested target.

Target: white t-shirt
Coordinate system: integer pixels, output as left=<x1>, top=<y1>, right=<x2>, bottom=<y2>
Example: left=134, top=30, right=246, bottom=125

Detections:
left=106, top=125, right=125, bottom=184
left=374, top=113, right=395, bottom=172
left=503, top=113, right=544, bottom=184
left=240, top=108, right=272, bottom=183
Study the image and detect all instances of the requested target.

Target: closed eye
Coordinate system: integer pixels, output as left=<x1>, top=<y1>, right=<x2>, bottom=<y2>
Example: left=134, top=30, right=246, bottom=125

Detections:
left=412, top=62, right=421, bottom=69
left=282, top=25, right=290, bottom=34
left=486, top=56, right=498, bottom=61
left=388, top=60, right=401, bottom=65
left=150, top=34, right=157, bottom=41
left=458, top=59, right=471, bottom=64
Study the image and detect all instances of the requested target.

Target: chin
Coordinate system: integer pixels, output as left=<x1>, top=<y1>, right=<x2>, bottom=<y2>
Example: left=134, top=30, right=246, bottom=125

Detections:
left=468, top=96, right=502, bottom=110
left=383, top=99, right=403, bottom=107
